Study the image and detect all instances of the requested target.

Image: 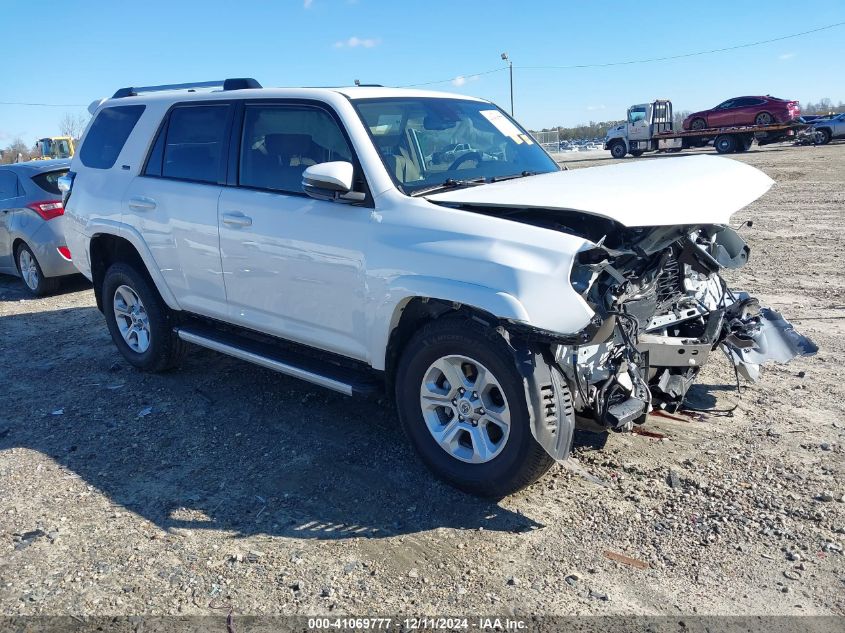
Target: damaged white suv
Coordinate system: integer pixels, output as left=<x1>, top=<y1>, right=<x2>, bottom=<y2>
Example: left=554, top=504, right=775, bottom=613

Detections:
left=61, top=79, right=815, bottom=496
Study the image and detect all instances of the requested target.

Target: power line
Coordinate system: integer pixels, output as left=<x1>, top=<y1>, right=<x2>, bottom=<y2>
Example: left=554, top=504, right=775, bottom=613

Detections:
left=0, top=101, right=87, bottom=107
left=519, top=20, right=845, bottom=70
left=399, top=20, right=845, bottom=87
left=399, top=67, right=506, bottom=88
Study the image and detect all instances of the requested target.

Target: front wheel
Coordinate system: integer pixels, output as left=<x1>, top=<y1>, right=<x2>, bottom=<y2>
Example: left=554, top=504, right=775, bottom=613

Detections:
left=395, top=318, right=555, bottom=497
left=814, top=128, right=832, bottom=145
left=609, top=141, right=627, bottom=159
left=102, top=262, right=185, bottom=372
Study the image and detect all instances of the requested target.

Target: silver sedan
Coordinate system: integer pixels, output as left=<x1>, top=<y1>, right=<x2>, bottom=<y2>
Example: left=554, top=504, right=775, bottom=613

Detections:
left=0, top=159, right=78, bottom=295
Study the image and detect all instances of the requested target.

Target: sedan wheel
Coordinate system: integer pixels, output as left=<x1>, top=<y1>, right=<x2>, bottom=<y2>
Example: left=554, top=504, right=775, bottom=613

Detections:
left=16, top=243, right=59, bottom=296
left=419, top=355, right=511, bottom=464
left=814, top=128, right=831, bottom=145
left=690, top=118, right=707, bottom=131
left=755, top=112, right=774, bottom=126
left=18, top=248, right=40, bottom=291
left=113, top=284, right=152, bottom=353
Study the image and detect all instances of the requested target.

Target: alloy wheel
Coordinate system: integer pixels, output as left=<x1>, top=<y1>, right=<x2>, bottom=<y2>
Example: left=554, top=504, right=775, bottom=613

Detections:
left=113, top=284, right=152, bottom=353
left=419, top=355, right=511, bottom=464
left=18, top=249, right=39, bottom=291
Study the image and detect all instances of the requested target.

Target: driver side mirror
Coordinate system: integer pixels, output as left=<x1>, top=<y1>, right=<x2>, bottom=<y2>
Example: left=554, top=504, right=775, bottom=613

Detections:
left=302, top=161, right=366, bottom=204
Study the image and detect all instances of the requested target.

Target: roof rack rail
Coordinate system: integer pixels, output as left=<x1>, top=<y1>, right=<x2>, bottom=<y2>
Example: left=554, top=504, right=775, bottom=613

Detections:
left=112, top=78, right=262, bottom=99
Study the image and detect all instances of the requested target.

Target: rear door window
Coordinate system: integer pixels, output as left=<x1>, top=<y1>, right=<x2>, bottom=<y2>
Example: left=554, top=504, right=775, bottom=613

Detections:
left=153, top=104, right=231, bottom=184
left=79, top=105, right=145, bottom=169
left=31, top=169, right=69, bottom=196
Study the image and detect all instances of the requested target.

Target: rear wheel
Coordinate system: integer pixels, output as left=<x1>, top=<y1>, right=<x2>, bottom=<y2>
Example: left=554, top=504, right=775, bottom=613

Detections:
left=714, top=134, right=738, bottom=154
left=395, top=318, right=555, bottom=497
left=16, top=243, right=59, bottom=296
left=754, top=112, right=774, bottom=126
left=735, top=135, right=753, bottom=152
left=102, top=262, right=185, bottom=372
left=630, top=149, right=644, bottom=157
left=609, top=141, right=627, bottom=159
left=690, top=118, right=707, bottom=131
left=814, top=128, right=832, bottom=145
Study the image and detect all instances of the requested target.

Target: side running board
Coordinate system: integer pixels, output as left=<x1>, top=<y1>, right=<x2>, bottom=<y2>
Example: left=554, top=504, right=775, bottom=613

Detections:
left=174, top=325, right=382, bottom=398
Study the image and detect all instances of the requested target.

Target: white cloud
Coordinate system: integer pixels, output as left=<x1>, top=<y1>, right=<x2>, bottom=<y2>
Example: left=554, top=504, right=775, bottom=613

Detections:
left=303, top=0, right=314, bottom=8
left=586, top=104, right=606, bottom=111
left=334, top=36, right=380, bottom=48
left=778, top=52, right=796, bottom=60
left=451, top=75, right=480, bottom=87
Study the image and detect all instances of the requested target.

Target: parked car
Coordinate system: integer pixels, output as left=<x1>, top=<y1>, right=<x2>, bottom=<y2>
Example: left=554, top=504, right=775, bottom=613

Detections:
left=812, top=112, right=845, bottom=144
left=683, top=96, right=800, bottom=131
left=0, top=159, right=76, bottom=295
left=432, top=143, right=477, bottom=165
left=62, top=79, right=815, bottom=496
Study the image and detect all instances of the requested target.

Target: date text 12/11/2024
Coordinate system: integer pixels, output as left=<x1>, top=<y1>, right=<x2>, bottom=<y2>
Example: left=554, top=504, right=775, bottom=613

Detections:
left=307, top=617, right=528, bottom=630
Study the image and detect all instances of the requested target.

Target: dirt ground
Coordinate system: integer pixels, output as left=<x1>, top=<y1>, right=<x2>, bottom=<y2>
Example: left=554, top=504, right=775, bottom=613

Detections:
left=1, top=142, right=843, bottom=619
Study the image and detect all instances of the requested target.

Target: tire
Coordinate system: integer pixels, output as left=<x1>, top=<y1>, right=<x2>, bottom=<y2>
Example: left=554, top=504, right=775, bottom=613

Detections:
left=395, top=317, right=555, bottom=497
left=735, top=136, right=753, bottom=152
left=815, top=128, right=832, bottom=145
left=714, top=134, right=737, bottom=154
left=16, top=242, right=59, bottom=296
left=630, top=150, right=644, bottom=157
left=609, top=141, right=627, bottom=159
left=754, top=112, right=774, bottom=126
left=102, top=262, right=185, bottom=372
left=690, top=118, right=707, bottom=131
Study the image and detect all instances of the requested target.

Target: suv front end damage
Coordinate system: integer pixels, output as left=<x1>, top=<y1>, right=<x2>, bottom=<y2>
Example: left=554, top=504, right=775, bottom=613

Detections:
left=554, top=223, right=817, bottom=432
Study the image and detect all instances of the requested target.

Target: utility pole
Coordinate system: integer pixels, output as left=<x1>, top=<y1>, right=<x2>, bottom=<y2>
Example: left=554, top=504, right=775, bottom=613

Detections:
left=501, top=52, right=513, bottom=116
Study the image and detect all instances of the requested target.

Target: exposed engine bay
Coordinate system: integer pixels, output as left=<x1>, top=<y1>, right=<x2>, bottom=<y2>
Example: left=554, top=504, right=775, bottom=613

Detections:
left=558, top=218, right=818, bottom=430
left=428, top=156, right=814, bottom=454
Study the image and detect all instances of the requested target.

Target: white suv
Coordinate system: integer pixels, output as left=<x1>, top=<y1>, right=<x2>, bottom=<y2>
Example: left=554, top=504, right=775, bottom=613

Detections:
left=61, top=78, right=814, bottom=496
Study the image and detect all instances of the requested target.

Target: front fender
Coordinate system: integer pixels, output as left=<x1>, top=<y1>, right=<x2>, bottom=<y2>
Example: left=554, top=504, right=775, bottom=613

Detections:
left=368, top=276, right=531, bottom=371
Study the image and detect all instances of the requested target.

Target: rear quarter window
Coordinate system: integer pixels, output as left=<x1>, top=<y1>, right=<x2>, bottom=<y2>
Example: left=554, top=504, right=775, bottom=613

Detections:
left=31, top=169, right=69, bottom=196
left=79, top=105, right=146, bottom=169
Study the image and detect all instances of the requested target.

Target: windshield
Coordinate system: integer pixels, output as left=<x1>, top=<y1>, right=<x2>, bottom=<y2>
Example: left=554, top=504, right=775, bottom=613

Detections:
left=628, top=106, right=647, bottom=123
left=353, top=98, right=558, bottom=195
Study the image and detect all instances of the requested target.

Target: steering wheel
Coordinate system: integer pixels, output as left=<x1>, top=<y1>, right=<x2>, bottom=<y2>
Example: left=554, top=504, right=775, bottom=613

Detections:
left=447, top=151, right=483, bottom=171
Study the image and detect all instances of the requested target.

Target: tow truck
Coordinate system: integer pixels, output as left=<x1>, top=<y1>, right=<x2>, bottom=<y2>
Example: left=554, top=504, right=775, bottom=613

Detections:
left=604, top=99, right=806, bottom=158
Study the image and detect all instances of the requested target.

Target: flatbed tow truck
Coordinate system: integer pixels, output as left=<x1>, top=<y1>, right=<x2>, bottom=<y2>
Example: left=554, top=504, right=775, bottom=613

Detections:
left=603, top=99, right=807, bottom=158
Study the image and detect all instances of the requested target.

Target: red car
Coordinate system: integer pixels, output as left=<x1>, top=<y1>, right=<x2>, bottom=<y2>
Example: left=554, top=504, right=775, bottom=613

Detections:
left=682, top=96, right=800, bottom=131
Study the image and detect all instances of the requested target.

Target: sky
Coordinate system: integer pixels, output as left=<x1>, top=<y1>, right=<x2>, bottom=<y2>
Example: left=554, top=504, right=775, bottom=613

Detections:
left=1, top=0, right=844, bottom=144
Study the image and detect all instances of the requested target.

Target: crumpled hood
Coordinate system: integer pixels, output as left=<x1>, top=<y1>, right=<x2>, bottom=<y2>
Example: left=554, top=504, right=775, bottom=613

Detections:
left=427, top=155, right=774, bottom=228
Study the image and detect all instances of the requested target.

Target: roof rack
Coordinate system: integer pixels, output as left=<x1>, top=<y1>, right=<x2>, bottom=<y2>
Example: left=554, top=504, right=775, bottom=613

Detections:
left=112, top=78, right=262, bottom=99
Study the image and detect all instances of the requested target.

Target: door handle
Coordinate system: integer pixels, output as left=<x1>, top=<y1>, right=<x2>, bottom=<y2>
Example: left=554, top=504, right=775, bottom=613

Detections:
left=222, top=212, right=252, bottom=227
left=128, top=196, right=157, bottom=211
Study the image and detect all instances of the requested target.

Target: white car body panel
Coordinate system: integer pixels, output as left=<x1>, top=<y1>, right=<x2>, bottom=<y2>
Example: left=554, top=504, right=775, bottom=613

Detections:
left=427, top=155, right=774, bottom=228
left=65, top=86, right=770, bottom=372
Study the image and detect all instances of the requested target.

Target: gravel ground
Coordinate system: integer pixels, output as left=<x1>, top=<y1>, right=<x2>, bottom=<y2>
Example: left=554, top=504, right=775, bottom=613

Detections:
left=1, top=143, right=843, bottom=618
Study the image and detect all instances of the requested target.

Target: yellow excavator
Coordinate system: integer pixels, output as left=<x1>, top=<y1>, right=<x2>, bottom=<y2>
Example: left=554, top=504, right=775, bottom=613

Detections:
left=35, top=136, right=75, bottom=160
